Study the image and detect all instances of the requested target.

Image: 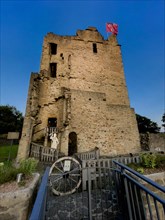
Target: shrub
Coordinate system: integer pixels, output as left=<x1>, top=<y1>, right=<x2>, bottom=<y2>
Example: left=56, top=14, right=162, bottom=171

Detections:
left=136, top=167, right=144, bottom=174
left=127, top=163, right=138, bottom=170
left=0, top=158, right=38, bottom=185
left=140, top=153, right=157, bottom=168
left=127, top=163, right=144, bottom=174
left=19, top=158, right=38, bottom=176
left=0, top=162, right=19, bottom=184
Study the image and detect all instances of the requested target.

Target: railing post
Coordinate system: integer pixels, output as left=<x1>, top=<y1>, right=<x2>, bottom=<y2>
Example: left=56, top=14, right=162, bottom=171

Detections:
left=113, top=160, right=165, bottom=220
left=121, top=167, right=134, bottom=220
left=87, top=167, right=92, bottom=220
left=29, top=143, right=32, bottom=157
left=39, top=146, right=42, bottom=161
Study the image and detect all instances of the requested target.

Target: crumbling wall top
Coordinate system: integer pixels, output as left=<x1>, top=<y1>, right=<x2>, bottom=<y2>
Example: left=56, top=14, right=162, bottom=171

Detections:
left=45, top=27, right=105, bottom=42
left=76, top=27, right=104, bottom=42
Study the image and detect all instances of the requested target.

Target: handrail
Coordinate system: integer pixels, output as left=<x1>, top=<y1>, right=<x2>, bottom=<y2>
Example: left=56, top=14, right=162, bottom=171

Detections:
left=124, top=172, right=165, bottom=204
left=113, top=160, right=165, bottom=220
left=113, top=160, right=165, bottom=192
left=29, top=167, right=50, bottom=220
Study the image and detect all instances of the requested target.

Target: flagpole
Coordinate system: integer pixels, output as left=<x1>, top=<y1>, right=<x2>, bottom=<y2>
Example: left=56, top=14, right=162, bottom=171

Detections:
left=106, top=23, right=109, bottom=39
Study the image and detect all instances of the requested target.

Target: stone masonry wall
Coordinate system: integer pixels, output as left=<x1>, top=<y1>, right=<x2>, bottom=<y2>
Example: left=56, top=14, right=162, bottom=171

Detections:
left=140, top=133, right=165, bottom=152
left=18, top=27, right=140, bottom=159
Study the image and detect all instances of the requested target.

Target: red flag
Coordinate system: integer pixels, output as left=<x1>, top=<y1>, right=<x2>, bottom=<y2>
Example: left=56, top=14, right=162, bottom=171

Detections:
left=106, top=23, right=118, bottom=35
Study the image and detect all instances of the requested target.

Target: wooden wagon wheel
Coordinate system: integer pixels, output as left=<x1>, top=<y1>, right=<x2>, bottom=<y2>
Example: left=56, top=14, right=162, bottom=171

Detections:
left=49, top=156, right=82, bottom=196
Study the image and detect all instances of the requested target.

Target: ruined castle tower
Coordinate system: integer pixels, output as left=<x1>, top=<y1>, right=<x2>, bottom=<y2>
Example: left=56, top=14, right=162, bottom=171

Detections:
left=17, top=27, right=140, bottom=160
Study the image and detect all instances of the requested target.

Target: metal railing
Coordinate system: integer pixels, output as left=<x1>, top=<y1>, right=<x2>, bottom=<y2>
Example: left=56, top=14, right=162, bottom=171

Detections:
left=29, top=167, right=50, bottom=220
left=113, top=160, right=165, bottom=220
left=46, top=127, right=58, bottom=135
left=29, top=157, right=165, bottom=220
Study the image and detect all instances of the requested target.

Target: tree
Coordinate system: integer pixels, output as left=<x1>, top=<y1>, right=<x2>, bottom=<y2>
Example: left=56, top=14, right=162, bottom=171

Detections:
left=136, top=114, right=160, bottom=133
left=162, top=113, right=165, bottom=128
left=0, top=105, right=24, bottom=134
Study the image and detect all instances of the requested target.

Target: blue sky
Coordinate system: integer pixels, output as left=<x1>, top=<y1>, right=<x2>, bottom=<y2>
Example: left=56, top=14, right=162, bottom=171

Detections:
left=0, top=0, right=164, bottom=130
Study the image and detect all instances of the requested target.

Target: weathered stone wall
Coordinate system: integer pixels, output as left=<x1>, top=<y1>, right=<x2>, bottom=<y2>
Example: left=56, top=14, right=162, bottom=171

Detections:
left=18, top=27, right=140, bottom=159
left=149, top=133, right=165, bottom=152
left=140, top=133, right=165, bottom=152
left=17, top=73, right=39, bottom=160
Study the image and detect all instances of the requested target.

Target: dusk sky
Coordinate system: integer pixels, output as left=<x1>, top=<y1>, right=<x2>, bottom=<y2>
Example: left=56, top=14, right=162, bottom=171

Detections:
left=0, top=0, right=164, bottom=130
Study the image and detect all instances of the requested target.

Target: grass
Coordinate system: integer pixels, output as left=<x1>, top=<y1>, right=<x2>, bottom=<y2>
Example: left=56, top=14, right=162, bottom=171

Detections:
left=0, top=145, right=18, bottom=162
left=0, top=158, right=38, bottom=184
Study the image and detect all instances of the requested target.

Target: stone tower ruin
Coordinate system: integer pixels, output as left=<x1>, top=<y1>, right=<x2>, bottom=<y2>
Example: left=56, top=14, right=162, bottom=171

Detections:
left=17, top=27, right=140, bottom=160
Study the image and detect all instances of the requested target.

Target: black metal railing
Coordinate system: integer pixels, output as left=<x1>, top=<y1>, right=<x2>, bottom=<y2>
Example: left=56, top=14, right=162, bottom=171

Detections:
left=113, top=160, right=165, bottom=220
left=29, top=167, right=50, bottom=220
left=29, top=158, right=165, bottom=220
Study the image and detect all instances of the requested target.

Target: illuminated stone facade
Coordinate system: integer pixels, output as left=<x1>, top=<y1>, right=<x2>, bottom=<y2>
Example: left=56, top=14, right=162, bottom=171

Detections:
left=18, top=27, right=140, bottom=159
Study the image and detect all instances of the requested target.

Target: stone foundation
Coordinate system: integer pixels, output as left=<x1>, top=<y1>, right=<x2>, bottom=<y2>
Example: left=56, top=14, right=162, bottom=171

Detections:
left=0, top=173, right=40, bottom=220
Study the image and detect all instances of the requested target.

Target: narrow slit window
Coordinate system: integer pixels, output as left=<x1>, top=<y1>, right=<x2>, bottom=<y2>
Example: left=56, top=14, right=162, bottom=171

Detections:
left=50, top=63, right=57, bottom=78
left=50, top=43, right=57, bottom=55
left=93, top=43, right=97, bottom=53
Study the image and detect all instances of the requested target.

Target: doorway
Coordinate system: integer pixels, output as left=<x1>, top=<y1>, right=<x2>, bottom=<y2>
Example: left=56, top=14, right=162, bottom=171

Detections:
left=68, top=132, right=77, bottom=156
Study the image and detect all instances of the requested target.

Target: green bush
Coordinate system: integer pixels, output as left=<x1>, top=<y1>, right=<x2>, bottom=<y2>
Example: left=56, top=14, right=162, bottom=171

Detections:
left=127, top=162, right=139, bottom=170
left=127, top=163, right=144, bottom=174
left=19, top=158, right=38, bottom=175
left=136, top=167, right=144, bottom=174
left=140, top=153, right=157, bottom=168
left=0, top=162, right=19, bottom=184
left=0, top=158, right=38, bottom=184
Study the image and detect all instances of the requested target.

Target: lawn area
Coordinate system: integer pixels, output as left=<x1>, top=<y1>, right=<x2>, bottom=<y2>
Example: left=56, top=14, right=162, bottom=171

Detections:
left=0, top=145, right=18, bottom=162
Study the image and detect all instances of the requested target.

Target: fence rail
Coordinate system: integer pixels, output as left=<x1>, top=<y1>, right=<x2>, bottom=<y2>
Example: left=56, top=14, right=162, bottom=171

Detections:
left=29, top=142, right=57, bottom=162
left=81, top=155, right=141, bottom=190
left=75, top=147, right=100, bottom=160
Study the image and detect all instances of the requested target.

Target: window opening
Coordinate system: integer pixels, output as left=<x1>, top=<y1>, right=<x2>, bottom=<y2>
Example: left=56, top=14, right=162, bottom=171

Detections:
left=50, top=43, right=57, bottom=55
left=50, top=63, right=57, bottom=78
left=48, top=118, right=57, bottom=139
left=68, top=132, right=77, bottom=156
left=48, top=118, right=57, bottom=128
left=68, top=55, right=71, bottom=69
left=93, top=43, right=97, bottom=53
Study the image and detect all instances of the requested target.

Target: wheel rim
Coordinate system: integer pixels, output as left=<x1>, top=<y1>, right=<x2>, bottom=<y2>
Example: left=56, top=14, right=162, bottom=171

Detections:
left=49, top=156, right=81, bottom=196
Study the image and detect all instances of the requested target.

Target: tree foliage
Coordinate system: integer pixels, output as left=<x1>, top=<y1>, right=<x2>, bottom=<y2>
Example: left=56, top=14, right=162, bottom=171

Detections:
left=136, top=114, right=160, bottom=133
left=0, top=105, right=23, bottom=134
left=162, top=113, right=165, bottom=128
